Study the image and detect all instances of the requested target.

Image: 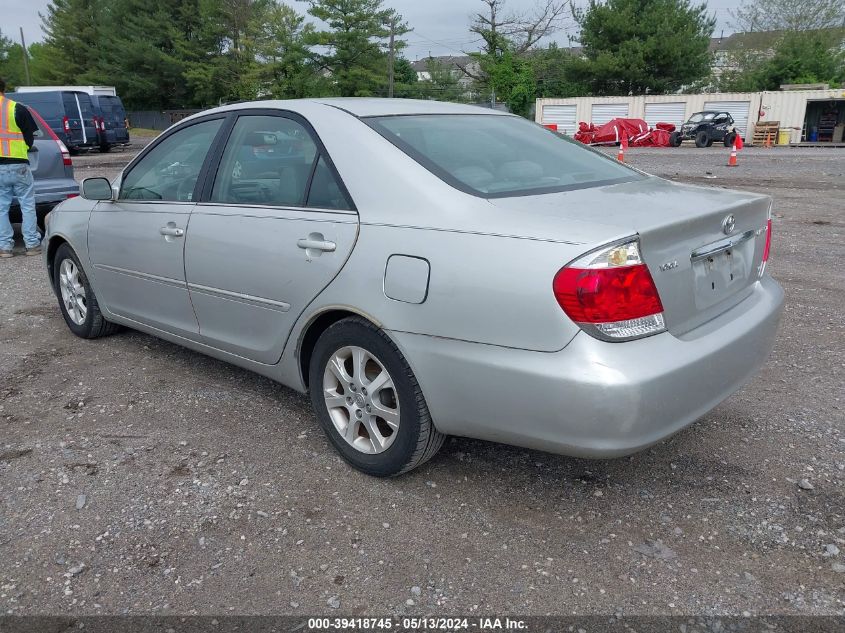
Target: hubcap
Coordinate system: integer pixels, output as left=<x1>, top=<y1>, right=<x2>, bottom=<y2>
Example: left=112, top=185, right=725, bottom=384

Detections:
left=58, top=259, right=87, bottom=325
left=322, top=346, right=400, bottom=454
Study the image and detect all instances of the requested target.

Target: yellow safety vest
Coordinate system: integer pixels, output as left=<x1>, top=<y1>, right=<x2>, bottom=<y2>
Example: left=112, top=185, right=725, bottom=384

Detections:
left=0, top=96, right=29, bottom=160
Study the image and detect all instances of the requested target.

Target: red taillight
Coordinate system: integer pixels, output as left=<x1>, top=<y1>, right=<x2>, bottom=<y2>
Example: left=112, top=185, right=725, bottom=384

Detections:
left=762, top=218, right=772, bottom=262
left=62, top=116, right=70, bottom=133
left=553, top=239, right=667, bottom=341
left=57, top=140, right=72, bottom=166
left=66, top=193, right=79, bottom=199
left=554, top=264, right=664, bottom=323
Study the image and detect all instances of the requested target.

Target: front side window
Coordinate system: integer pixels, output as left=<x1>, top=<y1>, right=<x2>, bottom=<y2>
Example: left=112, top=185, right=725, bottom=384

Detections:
left=211, top=115, right=319, bottom=207
left=119, top=119, right=223, bottom=202
left=367, top=114, right=642, bottom=197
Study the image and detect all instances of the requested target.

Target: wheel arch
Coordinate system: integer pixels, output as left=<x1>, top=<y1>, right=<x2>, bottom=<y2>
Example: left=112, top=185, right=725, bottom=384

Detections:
left=46, top=235, right=70, bottom=293
left=297, top=308, right=384, bottom=389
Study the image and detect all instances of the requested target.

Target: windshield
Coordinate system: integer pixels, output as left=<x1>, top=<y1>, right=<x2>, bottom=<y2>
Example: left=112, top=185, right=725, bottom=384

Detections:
left=689, top=113, right=715, bottom=123
left=366, top=114, right=642, bottom=197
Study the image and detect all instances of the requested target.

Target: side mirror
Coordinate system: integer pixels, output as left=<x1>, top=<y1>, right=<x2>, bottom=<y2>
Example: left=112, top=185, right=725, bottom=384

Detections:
left=81, top=177, right=114, bottom=201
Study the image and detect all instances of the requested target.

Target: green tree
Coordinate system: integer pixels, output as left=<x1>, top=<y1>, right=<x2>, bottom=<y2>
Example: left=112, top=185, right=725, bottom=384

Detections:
left=0, top=31, right=28, bottom=87
left=414, top=57, right=465, bottom=101
left=39, top=0, right=102, bottom=83
left=299, top=0, right=394, bottom=97
left=567, top=0, right=715, bottom=95
left=248, top=2, right=323, bottom=98
left=721, top=30, right=845, bottom=90
left=92, top=0, right=196, bottom=108
left=530, top=43, right=587, bottom=98
left=181, top=0, right=276, bottom=105
left=389, top=57, right=420, bottom=98
left=731, top=0, right=845, bottom=32
left=481, top=48, right=535, bottom=116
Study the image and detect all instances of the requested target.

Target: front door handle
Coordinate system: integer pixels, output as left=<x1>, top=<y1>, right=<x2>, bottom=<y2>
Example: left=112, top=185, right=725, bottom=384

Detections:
left=159, top=225, right=185, bottom=238
left=297, top=236, right=336, bottom=252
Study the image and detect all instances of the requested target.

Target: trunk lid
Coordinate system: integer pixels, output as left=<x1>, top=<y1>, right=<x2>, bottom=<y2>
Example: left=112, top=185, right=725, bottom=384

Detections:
left=490, top=177, right=771, bottom=336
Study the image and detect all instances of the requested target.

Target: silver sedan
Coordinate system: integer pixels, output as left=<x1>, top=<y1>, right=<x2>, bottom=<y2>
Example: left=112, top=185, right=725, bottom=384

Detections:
left=43, top=99, right=783, bottom=476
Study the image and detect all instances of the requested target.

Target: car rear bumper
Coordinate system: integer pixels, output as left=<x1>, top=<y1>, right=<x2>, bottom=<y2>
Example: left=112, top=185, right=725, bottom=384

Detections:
left=9, top=182, right=79, bottom=222
left=390, top=275, right=784, bottom=458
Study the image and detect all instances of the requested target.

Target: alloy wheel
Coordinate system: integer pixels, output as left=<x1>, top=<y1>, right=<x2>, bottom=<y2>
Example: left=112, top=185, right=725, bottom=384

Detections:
left=322, top=346, right=400, bottom=454
left=59, top=259, right=87, bottom=325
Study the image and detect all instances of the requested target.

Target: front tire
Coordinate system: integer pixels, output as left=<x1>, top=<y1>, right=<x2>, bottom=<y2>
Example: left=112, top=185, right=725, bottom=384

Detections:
left=695, top=130, right=710, bottom=148
left=669, top=131, right=682, bottom=147
left=53, top=243, right=120, bottom=339
left=309, top=317, right=445, bottom=476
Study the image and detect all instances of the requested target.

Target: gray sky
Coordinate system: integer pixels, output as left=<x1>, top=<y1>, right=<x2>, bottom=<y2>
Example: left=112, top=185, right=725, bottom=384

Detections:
left=2, top=0, right=739, bottom=60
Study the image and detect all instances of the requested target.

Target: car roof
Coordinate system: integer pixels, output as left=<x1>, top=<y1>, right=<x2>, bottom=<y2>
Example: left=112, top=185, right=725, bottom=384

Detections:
left=312, top=98, right=507, bottom=117
left=197, top=98, right=509, bottom=120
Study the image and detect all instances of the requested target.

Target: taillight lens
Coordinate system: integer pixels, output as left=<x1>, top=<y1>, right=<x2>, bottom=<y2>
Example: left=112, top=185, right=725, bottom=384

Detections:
left=758, top=216, right=772, bottom=277
left=762, top=219, right=772, bottom=263
left=62, top=116, right=70, bottom=133
left=553, top=239, right=666, bottom=341
left=57, top=140, right=72, bottom=166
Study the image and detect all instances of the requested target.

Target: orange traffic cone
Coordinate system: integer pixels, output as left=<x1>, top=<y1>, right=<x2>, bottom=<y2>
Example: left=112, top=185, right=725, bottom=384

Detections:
left=617, top=136, right=627, bottom=162
left=765, top=131, right=772, bottom=148
left=728, top=142, right=738, bottom=167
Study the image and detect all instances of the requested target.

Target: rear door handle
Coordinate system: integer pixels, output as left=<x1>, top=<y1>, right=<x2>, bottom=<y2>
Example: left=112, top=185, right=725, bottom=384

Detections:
left=297, top=237, right=336, bottom=252
left=159, top=226, right=185, bottom=237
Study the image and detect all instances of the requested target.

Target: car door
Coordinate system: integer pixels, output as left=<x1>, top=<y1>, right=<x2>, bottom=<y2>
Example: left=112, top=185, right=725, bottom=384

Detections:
left=186, top=111, right=358, bottom=364
left=88, top=117, right=225, bottom=337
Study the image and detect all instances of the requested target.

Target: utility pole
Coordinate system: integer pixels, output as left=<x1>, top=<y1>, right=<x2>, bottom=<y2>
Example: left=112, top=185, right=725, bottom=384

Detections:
left=19, top=28, right=31, bottom=85
left=387, top=16, right=397, bottom=99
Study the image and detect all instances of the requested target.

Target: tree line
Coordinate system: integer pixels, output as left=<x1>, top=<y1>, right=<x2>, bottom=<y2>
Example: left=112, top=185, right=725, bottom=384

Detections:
left=0, top=0, right=843, bottom=117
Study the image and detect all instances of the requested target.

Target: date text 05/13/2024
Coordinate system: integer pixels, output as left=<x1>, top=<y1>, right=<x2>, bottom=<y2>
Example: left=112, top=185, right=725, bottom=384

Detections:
left=307, top=617, right=528, bottom=631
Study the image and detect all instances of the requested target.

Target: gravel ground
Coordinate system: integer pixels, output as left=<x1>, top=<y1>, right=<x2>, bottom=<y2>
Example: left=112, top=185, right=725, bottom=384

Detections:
left=1, top=143, right=843, bottom=617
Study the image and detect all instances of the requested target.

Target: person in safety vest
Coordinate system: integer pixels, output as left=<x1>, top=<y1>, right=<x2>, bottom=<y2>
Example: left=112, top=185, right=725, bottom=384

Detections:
left=0, top=77, right=40, bottom=258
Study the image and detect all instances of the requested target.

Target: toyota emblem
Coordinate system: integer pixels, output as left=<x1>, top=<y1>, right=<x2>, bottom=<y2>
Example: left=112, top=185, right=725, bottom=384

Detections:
left=722, top=214, right=736, bottom=235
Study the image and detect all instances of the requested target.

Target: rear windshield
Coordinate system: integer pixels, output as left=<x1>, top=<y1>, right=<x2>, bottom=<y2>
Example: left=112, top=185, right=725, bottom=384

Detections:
left=101, top=96, right=126, bottom=122
left=76, top=94, right=94, bottom=118
left=366, top=114, right=641, bottom=197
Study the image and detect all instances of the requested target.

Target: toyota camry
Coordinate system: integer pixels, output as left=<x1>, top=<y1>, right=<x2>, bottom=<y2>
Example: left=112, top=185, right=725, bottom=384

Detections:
left=43, top=99, right=783, bottom=476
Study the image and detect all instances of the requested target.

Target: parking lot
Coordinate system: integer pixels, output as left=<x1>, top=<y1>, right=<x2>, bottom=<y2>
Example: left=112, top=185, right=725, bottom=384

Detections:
left=1, top=143, right=843, bottom=616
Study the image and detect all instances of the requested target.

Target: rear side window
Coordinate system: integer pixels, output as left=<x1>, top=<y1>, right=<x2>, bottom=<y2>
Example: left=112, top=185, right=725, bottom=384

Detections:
left=306, top=156, right=351, bottom=210
left=367, top=114, right=641, bottom=198
left=211, top=114, right=347, bottom=209
left=9, top=93, right=61, bottom=119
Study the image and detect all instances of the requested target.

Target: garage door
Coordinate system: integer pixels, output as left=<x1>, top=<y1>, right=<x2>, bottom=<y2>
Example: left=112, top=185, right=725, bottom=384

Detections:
left=644, top=102, right=686, bottom=129
left=591, top=103, right=629, bottom=125
left=703, top=100, right=751, bottom=136
left=542, top=105, right=577, bottom=135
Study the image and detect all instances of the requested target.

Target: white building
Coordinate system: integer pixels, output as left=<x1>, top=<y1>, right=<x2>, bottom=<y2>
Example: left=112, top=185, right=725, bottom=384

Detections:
left=536, top=88, right=845, bottom=144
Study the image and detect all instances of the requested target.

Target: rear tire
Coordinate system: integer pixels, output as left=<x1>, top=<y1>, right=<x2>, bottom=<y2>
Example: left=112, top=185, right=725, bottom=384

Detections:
left=695, top=131, right=710, bottom=148
left=309, top=317, right=445, bottom=477
left=724, top=132, right=737, bottom=147
left=99, top=144, right=112, bottom=153
left=53, top=243, right=121, bottom=339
